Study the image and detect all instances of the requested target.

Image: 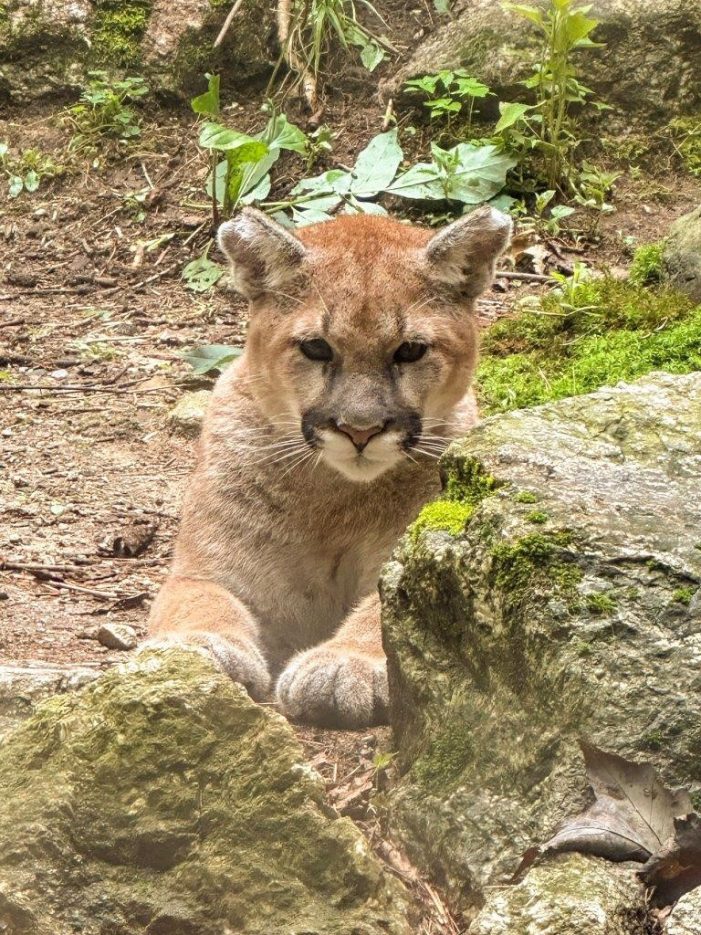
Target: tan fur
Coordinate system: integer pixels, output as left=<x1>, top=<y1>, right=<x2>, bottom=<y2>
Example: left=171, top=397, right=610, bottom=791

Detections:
left=146, top=207, right=511, bottom=727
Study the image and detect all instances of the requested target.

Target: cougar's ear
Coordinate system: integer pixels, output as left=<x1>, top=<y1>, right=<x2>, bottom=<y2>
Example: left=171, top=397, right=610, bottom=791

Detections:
left=424, top=206, right=512, bottom=299
left=217, top=208, right=307, bottom=300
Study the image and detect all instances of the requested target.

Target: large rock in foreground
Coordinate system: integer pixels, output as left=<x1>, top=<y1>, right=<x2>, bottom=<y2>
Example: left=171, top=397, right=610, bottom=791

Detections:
left=0, top=648, right=410, bottom=935
left=387, top=0, right=701, bottom=126
left=0, top=0, right=276, bottom=104
left=381, top=372, right=701, bottom=919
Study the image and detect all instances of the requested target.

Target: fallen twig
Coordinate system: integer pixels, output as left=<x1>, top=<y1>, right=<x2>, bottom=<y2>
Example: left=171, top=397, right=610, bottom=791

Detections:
left=496, top=270, right=553, bottom=283
left=214, top=0, right=247, bottom=47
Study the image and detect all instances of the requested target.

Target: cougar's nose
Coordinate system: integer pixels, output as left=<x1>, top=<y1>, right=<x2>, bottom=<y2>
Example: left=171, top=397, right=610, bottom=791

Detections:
left=336, top=422, right=384, bottom=452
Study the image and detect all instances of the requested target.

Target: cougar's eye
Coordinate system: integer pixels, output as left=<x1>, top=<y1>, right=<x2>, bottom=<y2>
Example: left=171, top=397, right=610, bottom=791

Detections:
left=299, top=338, right=333, bottom=362
left=394, top=341, right=428, bottom=364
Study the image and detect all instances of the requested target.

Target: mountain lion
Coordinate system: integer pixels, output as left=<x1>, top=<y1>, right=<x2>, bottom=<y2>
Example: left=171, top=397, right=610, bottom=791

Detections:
left=146, top=206, right=511, bottom=728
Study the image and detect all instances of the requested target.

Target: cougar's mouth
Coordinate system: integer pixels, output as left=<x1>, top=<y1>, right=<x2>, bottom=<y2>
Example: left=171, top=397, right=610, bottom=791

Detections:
left=300, top=411, right=422, bottom=483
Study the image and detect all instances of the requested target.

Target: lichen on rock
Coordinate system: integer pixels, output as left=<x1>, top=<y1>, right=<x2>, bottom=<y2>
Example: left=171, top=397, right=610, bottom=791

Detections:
left=469, top=854, right=647, bottom=935
left=0, top=648, right=411, bottom=934
left=381, top=372, right=701, bottom=916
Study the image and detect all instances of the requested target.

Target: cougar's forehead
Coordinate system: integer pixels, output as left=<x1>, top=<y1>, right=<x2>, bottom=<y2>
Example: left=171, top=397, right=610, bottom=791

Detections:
left=295, top=215, right=432, bottom=344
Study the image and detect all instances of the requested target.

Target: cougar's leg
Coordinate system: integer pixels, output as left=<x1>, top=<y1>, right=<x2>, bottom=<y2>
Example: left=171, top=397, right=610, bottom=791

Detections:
left=276, top=593, right=387, bottom=729
left=144, top=576, right=271, bottom=699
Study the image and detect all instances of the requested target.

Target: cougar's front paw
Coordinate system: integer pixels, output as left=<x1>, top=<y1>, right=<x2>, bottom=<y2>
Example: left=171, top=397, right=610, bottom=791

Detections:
left=140, top=631, right=271, bottom=701
left=276, top=645, right=388, bottom=729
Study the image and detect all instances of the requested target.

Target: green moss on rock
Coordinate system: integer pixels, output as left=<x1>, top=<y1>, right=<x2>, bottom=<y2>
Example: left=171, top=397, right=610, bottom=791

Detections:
left=0, top=649, right=410, bottom=935
left=92, top=0, right=152, bottom=67
left=409, top=500, right=473, bottom=541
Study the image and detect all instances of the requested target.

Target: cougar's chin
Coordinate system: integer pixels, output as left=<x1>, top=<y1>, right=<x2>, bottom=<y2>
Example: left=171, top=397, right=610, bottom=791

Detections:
left=316, top=429, right=403, bottom=484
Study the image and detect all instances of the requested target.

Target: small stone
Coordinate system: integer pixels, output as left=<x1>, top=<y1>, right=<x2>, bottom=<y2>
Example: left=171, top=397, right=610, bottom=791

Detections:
left=96, top=624, right=138, bottom=651
left=49, top=369, right=69, bottom=380
left=168, top=390, right=211, bottom=438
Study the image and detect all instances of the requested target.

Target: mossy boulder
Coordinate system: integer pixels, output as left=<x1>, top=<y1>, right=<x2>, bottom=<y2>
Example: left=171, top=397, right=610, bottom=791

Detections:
left=0, top=648, right=411, bottom=934
left=380, top=371, right=701, bottom=918
left=386, top=0, right=701, bottom=127
left=470, top=854, right=646, bottom=934
left=0, top=0, right=276, bottom=104
left=664, top=205, right=701, bottom=304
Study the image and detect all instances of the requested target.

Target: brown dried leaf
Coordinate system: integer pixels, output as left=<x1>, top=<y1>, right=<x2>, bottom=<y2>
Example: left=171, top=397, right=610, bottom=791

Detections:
left=639, top=812, right=701, bottom=906
left=544, top=743, right=693, bottom=862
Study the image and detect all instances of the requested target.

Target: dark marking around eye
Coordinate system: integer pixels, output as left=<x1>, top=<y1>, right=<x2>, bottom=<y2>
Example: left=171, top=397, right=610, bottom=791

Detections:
left=394, top=342, right=428, bottom=364
left=299, top=338, right=334, bottom=362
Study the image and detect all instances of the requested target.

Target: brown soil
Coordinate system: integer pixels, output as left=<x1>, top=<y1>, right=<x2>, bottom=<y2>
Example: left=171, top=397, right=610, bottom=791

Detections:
left=1, top=14, right=700, bottom=930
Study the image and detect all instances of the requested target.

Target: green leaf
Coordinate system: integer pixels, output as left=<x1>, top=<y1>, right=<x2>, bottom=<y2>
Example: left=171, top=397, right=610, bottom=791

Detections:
left=350, top=128, right=403, bottom=197
left=502, top=2, right=544, bottom=25
left=199, top=122, right=268, bottom=159
left=261, top=114, right=308, bottom=154
left=433, top=0, right=450, bottom=13
left=0, top=142, right=8, bottom=160
left=8, top=175, right=23, bottom=198
left=293, top=168, right=353, bottom=196
left=181, top=344, right=242, bottom=374
left=453, top=76, right=490, bottom=98
left=494, top=101, right=533, bottom=132
left=360, top=41, right=385, bottom=71
left=23, top=170, right=40, bottom=193
left=386, top=162, right=444, bottom=199
left=191, top=73, right=221, bottom=117
left=566, top=10, right=599, bottom=45
left=182, top=257, right=225, bottom=293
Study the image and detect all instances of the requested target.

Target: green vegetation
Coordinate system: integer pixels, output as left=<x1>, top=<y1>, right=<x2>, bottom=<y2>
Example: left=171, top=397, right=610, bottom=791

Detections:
left=277, top=0, right=388, bottom=109
left=91, top=0, right=151, bottom=67
left=526, top=510, right=549, bottom=524
left=629, top=242, right=665, bottom=286
left=669, top=115, right=701, bottom=178
left=585, top=593, right=617, bottom=614
left=0, top=143, right=64, bottom=198
left=672, top=588, right=695, bottom=606
left=404, top=70, right=491, bottom=135
left=514, top=491, right=539, bottom=504
left=64, top=72, right=149, bottom=151
left=408, top=501, right=474, bottom=542
left=478, top=275, right=701, bottom=413
left=501, top=0, right=603, bottom=192
left=489, top=530, right=583, bottom=616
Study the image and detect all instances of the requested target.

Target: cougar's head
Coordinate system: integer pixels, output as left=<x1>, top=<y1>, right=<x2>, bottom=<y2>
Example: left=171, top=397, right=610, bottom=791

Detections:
left=218, top=207, right=511, bottom=483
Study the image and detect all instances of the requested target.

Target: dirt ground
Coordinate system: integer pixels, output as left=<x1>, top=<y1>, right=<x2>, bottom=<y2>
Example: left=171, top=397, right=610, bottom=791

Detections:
left=1, top=17, right=700, bottom=928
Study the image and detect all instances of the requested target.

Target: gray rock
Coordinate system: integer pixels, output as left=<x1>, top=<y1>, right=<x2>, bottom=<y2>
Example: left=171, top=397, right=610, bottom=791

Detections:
left=386, top=0, right=701, bottom=126
left=470, top=854, right=646, bottom=935
left=0, top=648, right=411, bottom=935
left=0, top=0, right=276, bottom=105
left=0, top=662, right=99, bottom=739
left=667, top=887, right=701, bottom=935
left=381, top=372, right=701, bottom=914
left=168, top=389, right=211, bottom=437
left=664, top=206, right=701, bottom=304
left=96, top=622, right=138, bottom=650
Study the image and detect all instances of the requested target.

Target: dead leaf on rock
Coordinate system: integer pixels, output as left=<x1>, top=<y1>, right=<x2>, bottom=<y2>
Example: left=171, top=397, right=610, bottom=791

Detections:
left=513, top=743, right=693, bottom=881
left=639, top=812, right=701, bottom=906
left=545, top=743, right=693, bottom=862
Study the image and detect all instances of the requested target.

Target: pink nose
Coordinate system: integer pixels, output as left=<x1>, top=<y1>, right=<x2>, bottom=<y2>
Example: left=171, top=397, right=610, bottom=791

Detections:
left=336, top=422, right=384, bottom=451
